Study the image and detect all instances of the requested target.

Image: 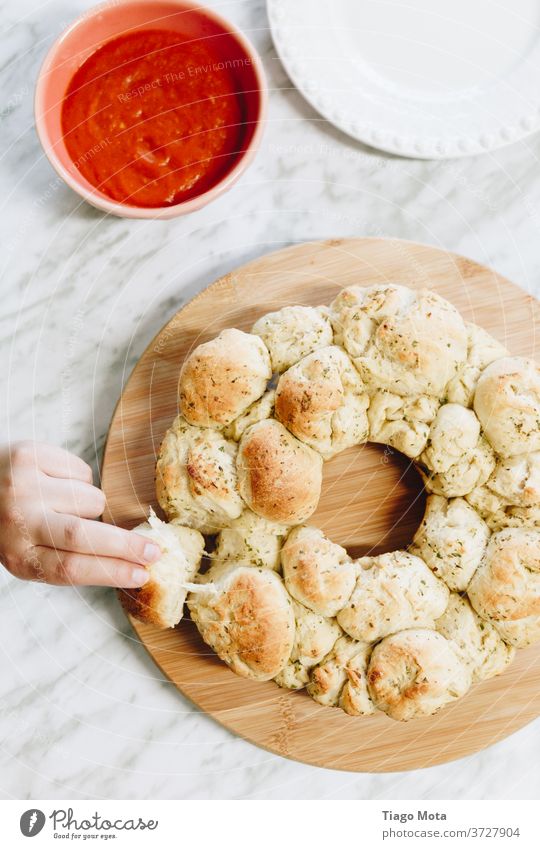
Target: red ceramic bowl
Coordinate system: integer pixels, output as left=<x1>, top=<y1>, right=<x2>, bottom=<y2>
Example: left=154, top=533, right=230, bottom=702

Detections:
left=34, top=0, right=267, bottom=218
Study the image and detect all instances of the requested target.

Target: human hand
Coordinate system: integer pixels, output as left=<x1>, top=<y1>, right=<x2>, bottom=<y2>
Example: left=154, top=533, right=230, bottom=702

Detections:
left=0, top=441, right=160, bottom=586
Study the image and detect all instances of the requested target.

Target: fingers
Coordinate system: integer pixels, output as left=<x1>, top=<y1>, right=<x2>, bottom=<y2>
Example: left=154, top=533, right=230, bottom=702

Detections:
left=2, top=441, right=162, bottom=588
left=36, top=476, right=106, bottom=518
left=34, top=513, right=161, bottom=565
left=1, top=442, right=156, bottom=589
left=32, top=442, right=94, bottom=483
left=29, top=546, right=151, bottom=587
left=6, top=448, right=101, bottom=516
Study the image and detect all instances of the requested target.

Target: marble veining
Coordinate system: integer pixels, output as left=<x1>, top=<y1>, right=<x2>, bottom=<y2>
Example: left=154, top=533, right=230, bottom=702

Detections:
left=1, top=0, right=540, bottom=799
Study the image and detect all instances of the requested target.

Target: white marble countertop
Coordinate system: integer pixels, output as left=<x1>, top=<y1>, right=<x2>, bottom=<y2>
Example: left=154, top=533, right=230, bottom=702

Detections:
left=2, top=0, right=540, bottom=800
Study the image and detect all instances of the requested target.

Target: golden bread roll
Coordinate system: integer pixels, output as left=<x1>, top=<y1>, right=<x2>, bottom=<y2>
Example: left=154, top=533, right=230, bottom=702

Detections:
left=187, top=565, right=295, bottom=681
left=410, top=495, right=490, bottom=592
left=367, top=629, right=471, bottom=721
left=156, top=415, right=244, bottom=533
left=281, top=525, right=356, bottom=617
left=331, top=285, right=467, bottom=397
left=275, top=346, right=369, bottom=458
left=467, top=528, right=540, bottom=646
left=474, top=356, right=540, bottom=457
left=236, top=419, right=323, bottom=524
left=330, top=283, right=422, bottom=359
left=252, top=305, right=333, bottom=373
left=178, top=328, right=271, bottom=429
left=336, top=551, right=449, bottom=643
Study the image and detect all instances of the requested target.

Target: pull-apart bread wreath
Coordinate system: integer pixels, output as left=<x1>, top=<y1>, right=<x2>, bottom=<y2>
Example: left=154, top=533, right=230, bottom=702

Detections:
left=119, top=283, right=540, bottom=722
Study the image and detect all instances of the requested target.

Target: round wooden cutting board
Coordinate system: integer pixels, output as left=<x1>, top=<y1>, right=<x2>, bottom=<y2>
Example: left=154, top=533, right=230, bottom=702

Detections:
left=101, top=238, right=540, bottom=772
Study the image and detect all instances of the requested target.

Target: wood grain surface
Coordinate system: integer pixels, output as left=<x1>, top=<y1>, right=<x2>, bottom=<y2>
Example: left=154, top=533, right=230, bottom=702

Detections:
left=101, top=238, right=540, bottom=772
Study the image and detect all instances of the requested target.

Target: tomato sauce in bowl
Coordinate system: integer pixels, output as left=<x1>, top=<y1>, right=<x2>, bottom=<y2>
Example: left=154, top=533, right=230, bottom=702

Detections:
left=62, top=29, right=249, bottom=208
left=35, top=1, right=266, bottom=218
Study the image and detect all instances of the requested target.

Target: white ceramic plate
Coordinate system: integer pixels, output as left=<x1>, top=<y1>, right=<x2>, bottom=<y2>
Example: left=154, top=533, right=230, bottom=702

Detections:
left=267, top=0, right=540, bottom=158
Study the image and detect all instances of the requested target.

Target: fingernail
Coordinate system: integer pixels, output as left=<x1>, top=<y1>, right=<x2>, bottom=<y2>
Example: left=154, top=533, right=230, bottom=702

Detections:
left=131, top=567, right=149, bottom=586
left=143, top=543, right=161, bottom=563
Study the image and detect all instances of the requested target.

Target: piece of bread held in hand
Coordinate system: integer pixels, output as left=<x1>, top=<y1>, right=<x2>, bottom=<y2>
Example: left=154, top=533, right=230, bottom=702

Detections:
left=118, top=509, right=204, bottom=629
